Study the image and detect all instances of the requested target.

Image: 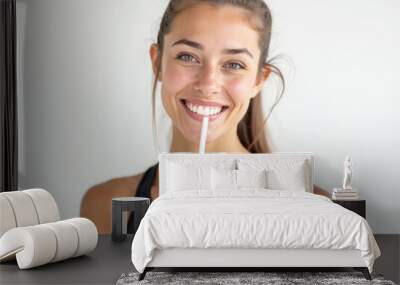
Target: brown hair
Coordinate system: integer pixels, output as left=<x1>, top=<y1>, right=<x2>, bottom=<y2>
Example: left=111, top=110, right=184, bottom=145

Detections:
left=151, top=0, right=285, bottom=153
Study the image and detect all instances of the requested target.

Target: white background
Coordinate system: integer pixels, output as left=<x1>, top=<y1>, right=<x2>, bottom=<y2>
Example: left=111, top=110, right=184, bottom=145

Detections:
left=16, top=0, right=400, bottom=233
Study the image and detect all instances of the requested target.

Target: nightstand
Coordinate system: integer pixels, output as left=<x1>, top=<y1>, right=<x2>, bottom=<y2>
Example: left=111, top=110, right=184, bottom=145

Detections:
left=332, top=199, right=366, bottom=219
left=111, top=197, right=150, bottom=242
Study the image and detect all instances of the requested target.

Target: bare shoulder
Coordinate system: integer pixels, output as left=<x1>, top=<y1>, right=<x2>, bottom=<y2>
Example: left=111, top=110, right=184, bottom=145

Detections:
left=80, top=172, right=145, bottom=234
left=86, top=172, right=143, bottom=198
left=103, top=173, right=143, bottom=195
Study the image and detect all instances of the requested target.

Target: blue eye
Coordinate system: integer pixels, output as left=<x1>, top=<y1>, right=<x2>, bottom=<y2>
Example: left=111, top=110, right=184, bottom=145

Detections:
left=176, top=53, right=245, bottom=70
left=176, top=53, right=198, bottom=63
left=226, top=62, right=245, bottom=70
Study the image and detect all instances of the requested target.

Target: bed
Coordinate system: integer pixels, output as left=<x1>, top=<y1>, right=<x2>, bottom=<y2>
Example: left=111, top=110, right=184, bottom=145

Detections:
left=131, top=152, right=381, bottom=281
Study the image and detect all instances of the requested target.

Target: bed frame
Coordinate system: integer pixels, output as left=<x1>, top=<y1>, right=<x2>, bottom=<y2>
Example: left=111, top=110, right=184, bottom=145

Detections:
left=139, top=248, right=371, bottom=280
left=137, top=153, right=372, bottom=281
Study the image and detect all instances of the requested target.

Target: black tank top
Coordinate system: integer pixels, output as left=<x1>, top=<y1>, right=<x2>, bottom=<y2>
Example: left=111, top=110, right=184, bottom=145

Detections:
left=135, top=162, right=159, bottom=199
left=127, top=162, right=158, bottom=233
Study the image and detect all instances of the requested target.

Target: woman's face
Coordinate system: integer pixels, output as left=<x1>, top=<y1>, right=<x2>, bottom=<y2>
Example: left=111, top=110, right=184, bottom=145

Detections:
left=151, top=3, right=269, bottom=144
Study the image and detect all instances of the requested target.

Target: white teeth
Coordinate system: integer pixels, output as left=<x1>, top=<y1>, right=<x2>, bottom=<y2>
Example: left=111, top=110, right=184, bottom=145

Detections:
left=185, top=101, right=223, bottom=116
left=198, top=106, right=204, bottom=114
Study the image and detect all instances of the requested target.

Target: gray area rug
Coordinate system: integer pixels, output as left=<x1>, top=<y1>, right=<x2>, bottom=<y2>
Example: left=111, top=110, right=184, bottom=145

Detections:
left=116, top=271, right=396, bottom=285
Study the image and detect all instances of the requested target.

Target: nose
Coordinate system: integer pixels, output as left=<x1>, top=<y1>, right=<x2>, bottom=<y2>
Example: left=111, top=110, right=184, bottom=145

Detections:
left=194, top=63, right=221, bottom=96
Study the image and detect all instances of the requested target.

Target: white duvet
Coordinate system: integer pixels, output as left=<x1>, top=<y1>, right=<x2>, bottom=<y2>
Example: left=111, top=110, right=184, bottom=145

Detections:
left=131, top=189, right=381, bottom=273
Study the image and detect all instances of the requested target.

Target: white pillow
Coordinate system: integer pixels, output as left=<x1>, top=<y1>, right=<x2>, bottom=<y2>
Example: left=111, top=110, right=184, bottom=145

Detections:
left=236, top=169, right=268, bottom=189
left=266, top=162, right=307, bottom=191
left=212, top=168, right=237, bottom=190
left=167, top=162, right=212, bottom=191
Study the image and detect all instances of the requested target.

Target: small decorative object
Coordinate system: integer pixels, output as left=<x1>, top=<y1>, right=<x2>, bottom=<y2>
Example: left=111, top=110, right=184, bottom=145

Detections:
left=332, top=156, right=359, bottom=200
left=342, top=156, right=353, bottom=190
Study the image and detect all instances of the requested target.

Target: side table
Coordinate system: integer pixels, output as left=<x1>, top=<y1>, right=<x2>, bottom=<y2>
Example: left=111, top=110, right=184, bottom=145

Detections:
left=112, top=197, right=150, bottom=242
left=332, top=199, right=366, bottom=219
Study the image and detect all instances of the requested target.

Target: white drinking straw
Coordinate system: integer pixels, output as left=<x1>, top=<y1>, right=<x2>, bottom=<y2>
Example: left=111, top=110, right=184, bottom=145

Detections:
left=198, top=116, right=209, bottom=154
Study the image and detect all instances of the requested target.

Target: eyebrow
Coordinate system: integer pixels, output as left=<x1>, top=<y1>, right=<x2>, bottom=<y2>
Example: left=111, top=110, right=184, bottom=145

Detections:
left=171, top=38, right=254, bottom=59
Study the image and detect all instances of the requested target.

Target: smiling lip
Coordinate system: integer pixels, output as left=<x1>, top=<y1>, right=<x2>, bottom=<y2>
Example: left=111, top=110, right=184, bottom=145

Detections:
left=182, top=98, right=228, bottom=108
left=180, top=99, right=229, bottom=122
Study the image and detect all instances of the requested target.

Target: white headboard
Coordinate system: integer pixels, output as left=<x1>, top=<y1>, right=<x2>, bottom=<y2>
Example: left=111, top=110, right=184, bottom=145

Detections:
left=159, top=152, right=314, bottom=195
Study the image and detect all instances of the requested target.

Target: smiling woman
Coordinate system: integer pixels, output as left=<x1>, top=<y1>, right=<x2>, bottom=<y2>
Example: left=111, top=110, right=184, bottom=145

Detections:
left=80, top=0, right=329, bottom=234
left=153, top=1, right=280, bottom=153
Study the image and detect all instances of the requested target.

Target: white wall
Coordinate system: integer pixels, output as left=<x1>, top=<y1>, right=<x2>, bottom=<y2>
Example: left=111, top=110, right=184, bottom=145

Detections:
left=17, top=0, right=400, bottom=233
